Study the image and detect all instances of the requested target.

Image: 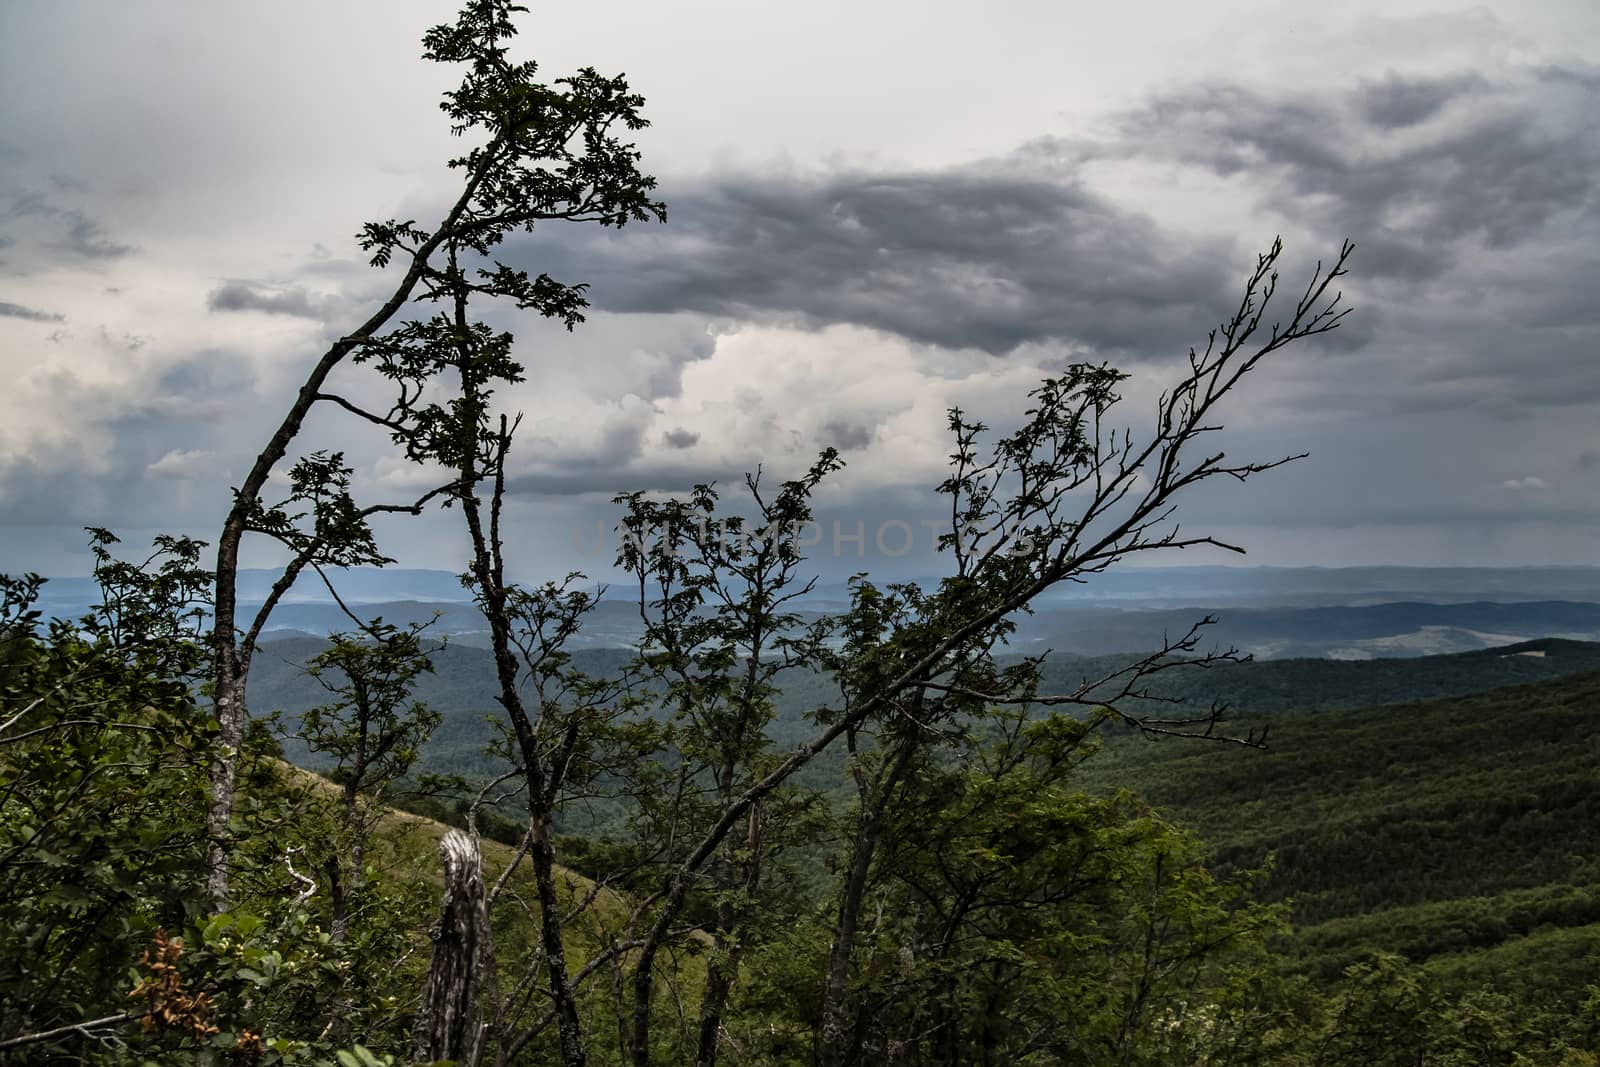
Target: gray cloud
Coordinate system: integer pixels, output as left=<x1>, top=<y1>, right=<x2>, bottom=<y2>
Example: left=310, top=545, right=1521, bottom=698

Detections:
left=513, top=167, right=1237, bottom=358
left=506, top=462, right=725, bottom=498
left=662, top=428, right=698, bottom=449
left=1356, top=72, right=1486, bottom=129
left=821, top=421, right=874, bottom=451
left=0, top=299, right=62, bottom=322
left=1106, top=68, right=1600, bottom=281
left=1, top=189, right=132, bottom=263
left=61, top=214, right=131, bottom=258
left=207, top=280, right=329, bottom=319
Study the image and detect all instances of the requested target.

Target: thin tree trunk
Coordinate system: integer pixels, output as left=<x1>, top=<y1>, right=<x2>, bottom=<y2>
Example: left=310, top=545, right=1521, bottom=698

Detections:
left=455, top=384, right=586, bottom=1066
left=817, top=811, right=880, bottom=1067
left=204, top=147, right=500, bottom=908
left=472, top=539, right=588, bottom=1067
left=694, top=804, right=761, bottom=1067
left=819, top=734, right=917, bottom=1067
left=204, top=650, right=245, bottom=906
left=527, top=807, right=587, bottom=1067
left=695, top=940, right=737, bottom=1067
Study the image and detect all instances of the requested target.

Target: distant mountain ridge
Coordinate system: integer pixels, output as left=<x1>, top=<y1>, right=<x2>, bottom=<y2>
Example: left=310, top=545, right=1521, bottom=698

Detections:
left=1044, top=637, right=1600, bottom=715
left=35, top=563, right=1600, bottom=609
left=249, top=635, right=1600, bottom=777
left=30, top=564, right=1600, bottom=660
left=1010, top=600, right=1600, bottom=658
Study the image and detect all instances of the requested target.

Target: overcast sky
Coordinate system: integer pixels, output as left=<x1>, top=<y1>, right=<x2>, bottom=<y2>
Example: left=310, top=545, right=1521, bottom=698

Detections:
left=1, top=0, right=1597, bottom=582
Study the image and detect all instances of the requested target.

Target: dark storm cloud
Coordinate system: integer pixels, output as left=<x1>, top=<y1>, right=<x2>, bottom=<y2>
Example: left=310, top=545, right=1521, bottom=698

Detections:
left=207, top=280, right=329, bottom=319
left=1040, top=62, right=1600, bottom=432
left=1107, top=68, right=1600, bottom=281
left=514, top=168, right=1237, bottom=358
left=662, top=428, right=699, bottom=449
left=502, top=71, right=1598, bottom=363
left=1355, top=73, right=1486, bottom=129
left=0, top=299, right=62, bottom=322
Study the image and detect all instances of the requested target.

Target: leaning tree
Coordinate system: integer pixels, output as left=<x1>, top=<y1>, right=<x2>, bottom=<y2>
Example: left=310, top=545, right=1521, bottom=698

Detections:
left=203, top=0, right=666, bottom=906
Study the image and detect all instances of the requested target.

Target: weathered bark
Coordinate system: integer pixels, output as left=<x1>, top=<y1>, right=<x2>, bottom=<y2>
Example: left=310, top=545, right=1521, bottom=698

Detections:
left=204, top=654, right=246, bottom=907
left=413, top=830, right=493, bottom=1067
left=526, top=808, right=587, bottom=1067
left=694, top=948, right=737, bottom=1067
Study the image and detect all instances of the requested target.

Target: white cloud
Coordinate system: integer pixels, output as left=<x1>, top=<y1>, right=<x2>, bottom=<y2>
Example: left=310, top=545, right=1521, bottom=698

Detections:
left=146, top=448, right=216, bottom=480
left=1500, top=476, right=1548, bottom=490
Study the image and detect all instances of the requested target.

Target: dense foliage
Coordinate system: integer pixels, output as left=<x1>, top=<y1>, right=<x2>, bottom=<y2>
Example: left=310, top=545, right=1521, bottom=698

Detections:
left=0, top=548, right=212, bottom=1055
left=1082, top=671, right=1600, bottom=1006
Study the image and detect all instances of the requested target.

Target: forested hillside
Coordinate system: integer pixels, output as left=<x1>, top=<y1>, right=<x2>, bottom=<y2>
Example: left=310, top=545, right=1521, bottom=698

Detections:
left=1081, top=672, right=1600, bottom=999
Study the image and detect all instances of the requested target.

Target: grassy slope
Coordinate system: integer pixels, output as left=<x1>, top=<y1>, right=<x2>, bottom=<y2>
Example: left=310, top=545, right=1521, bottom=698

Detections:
left=268, top=762, right=706, bottom=1057
left=1077, top=671, right=1600, bottom=997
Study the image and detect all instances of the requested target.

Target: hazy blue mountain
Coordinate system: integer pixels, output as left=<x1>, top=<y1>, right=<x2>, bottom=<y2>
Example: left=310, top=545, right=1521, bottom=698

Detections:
left=34, top=564, right=1600, bottom=659
left=231, top=597, right=1600, bottom=659
left=807, top=565, right=1600, bottom=609
left=1007, top=600, right=1600, bottom=659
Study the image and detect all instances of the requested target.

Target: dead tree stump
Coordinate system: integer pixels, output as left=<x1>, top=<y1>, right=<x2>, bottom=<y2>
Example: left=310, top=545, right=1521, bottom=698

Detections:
left=412, top=830, right=492, bottom=1066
